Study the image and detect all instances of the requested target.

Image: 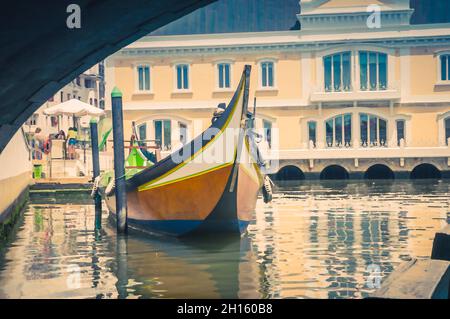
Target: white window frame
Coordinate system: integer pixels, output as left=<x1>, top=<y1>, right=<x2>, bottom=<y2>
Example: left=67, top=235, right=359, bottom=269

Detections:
left=135, top=115, right=192, bottom=154
left=258, top=58, right=277, bottom=90
left=173, top=62, right=191, bottom=92
left=153, top=119, right=172, bottom=151
left=437, top=111, right=450, bottom=146
left=359, top=113, right=389, bottom=148
left=324, top=113, right=353, bottom=148
left=323, top=51, right=352, bottom=92
left=214, top=60, right=234, bottom=92
left=133, top=62, right=153, bottom=94
left=358, top=51, right=389, bottom=91
left=315, top=46, right=394, bottom=94
left=307, top=120, right=318, bottom=148
left=436, top=52, right=450, bottom=85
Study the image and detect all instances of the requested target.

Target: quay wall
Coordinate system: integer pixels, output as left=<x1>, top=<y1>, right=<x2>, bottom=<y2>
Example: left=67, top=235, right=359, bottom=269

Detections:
left=0, top=129, right=32, bottom=232
left=275, top=157, right=450, bottom=180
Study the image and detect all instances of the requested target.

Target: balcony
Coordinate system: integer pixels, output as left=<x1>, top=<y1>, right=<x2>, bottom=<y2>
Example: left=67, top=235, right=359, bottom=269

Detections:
left=310, top=81, right=401, bottom=103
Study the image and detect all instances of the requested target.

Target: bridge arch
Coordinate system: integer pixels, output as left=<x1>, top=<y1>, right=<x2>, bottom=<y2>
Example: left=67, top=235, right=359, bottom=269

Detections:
left=410, top=164, right=442, bottom=179
left=274, top=165, right=305, bottom=181
left=364, top=164, right=395, bottom=180
left=320, top=165, right=349, bottom=180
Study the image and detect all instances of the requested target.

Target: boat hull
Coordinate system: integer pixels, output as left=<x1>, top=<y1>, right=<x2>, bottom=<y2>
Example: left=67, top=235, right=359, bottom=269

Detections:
left=104, top=161, right=262, bottom=237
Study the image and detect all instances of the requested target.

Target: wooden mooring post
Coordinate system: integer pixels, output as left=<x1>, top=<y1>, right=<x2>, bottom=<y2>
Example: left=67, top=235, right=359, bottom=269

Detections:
left=90, top=118, right=102, bottom=231
left=111, top=87, right=128, bottom=234
left=89, top=118, right=101, bottom=179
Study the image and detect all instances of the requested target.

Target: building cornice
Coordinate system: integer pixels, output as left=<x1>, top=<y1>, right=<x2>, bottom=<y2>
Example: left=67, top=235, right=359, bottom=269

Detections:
left=117, top=34, right=450, bottom=58
left=298, top=9, right=414, bottom=31
left=113, top=24, right=450, bottom=58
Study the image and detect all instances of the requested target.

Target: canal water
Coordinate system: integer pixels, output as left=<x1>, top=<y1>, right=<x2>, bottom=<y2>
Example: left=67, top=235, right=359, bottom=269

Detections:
left=0, top=180, right=448, bottom=299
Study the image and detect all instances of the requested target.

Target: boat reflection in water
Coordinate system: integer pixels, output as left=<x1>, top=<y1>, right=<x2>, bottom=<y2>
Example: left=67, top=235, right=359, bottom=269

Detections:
left=0, top=180, right=448, bottom=299
left=111, top=229, right=260, bottom=299
left=0, top=201, right=260, bottom=299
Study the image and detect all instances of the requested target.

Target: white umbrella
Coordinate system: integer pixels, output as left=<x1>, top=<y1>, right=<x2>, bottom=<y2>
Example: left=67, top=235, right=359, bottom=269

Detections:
left=43, top=99, right=104, bottom=117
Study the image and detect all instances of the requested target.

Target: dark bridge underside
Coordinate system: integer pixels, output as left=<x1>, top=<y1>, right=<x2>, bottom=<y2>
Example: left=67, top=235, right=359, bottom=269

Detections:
left=0, top=0, right=214, bottom=152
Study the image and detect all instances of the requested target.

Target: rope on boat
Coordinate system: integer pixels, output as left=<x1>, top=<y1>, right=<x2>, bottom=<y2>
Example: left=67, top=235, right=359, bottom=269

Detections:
left=91, top=176, right=101, bottom=198
left=262, top=175, right=274, bottom=204
left=105, top=178, right=115, bottom=196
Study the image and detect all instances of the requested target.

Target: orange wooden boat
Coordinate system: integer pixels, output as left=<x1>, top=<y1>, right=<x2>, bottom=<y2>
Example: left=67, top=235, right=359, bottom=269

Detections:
left=101, top=65, right=267, bottom=237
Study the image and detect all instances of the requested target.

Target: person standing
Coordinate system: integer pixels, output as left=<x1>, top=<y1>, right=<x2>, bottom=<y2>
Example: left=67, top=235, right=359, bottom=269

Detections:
left=67, top=127, right=78, bottom=160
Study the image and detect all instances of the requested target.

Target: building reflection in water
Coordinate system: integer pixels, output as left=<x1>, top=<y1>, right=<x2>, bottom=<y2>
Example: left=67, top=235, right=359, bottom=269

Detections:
left=0, top=180, right=448, bottom=299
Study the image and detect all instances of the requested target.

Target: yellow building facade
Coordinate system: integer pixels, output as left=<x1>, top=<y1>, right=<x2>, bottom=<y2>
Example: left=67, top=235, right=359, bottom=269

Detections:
left=105, top=0, right=450, bottom=179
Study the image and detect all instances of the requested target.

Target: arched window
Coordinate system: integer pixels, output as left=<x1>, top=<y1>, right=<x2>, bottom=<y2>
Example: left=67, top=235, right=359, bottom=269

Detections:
left=325, top=114, right=352, bottom=148
left=359, top=51, right=387, bottom=91
left=360, top=113, right=387, bottom=147
left=323, top=51, right=351, bottom=92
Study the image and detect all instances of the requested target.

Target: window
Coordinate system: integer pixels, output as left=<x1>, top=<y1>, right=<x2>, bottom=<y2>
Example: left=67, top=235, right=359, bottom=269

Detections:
left=440, top=54, right=450, bottom=82
left=176, top=64, right=189, bottom=90
left=179, top=123, right=188, bottom=144
left=138, top=123, right=147, bottom=143
left=154, top=120, right=171, bottom=151
left=445, top=118, right=450, bottom=145
left=263, top=120, right=272, bottom=148
left=26, top=114, right=39, bottom=126
left=50, top=116, right=58, bottom=128
left=217, top=63, right=231, bottom=89
left=89, top=98, right=93, bottom=105
left=60, top=91, right=64, bottom=102
left=308, top=121, right=317, bottom=148
left=85, top=78, right=95, bottom=89
left=324, top=52, right=351, bottom=92
left=360, top=113, right=387, bottom=147
left=396, top=120, right=405, bottom=146
left=359, top=51, right=387, bottom=91
left=137, top=65, right=150, bottom=91
left=76, top=77, right=81, bottom=86
left=67, top=93, right=71, bottom=100
left=325, top=114, right=352, bottom=147
left=260, top=61, right=274, bottom=88
left=94, top=99, right=98, bottom=107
